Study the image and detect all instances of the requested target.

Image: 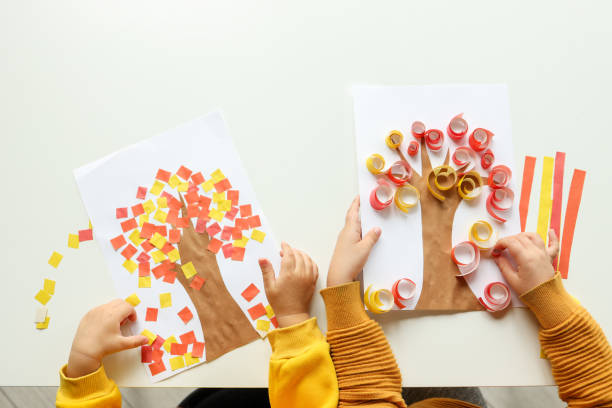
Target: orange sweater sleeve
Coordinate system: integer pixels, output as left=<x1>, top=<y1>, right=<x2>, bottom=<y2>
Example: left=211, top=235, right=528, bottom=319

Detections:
left=320, top=282, right=407, bottom=408
left=520, top=273, right=612, bottom=407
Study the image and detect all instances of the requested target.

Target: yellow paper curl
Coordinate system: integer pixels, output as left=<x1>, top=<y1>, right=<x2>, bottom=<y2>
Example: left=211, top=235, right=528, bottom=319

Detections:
left=469, top=220, right=496, bottom=250
left=385, top=130, right=404, bottom=149
left=366, top=154, right=386, bottom=175
left=457, top=171, right=483, bottom=200
left=427, top=165, right=457, bottom=201
left=364, top=285, right=393, bottom=314
left=394, top=184, right=420, bottom=212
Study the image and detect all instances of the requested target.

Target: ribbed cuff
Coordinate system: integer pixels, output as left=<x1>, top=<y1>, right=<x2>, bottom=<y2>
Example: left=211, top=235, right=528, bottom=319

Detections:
left=519, top=273, right=580, bottom=329
left=320, top=281, right=369, bottom=331
left=59, top=363, right=115, bottom=399
left=267, top=317, right=324, bottom=360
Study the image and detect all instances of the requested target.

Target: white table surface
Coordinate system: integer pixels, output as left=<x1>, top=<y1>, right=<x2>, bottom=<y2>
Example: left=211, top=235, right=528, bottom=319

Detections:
left=1, top=0, right=611, bottom=387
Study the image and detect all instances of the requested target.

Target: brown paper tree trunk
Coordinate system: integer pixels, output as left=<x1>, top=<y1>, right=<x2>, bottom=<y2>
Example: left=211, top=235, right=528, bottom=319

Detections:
left=174, top=204, right=259, bottom=362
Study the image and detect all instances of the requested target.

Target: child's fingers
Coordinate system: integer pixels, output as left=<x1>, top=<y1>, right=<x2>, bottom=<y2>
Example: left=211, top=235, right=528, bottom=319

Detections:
left=115, top=300, right=138, bottom=323
left=546, top=229, right=560, bottom=261
left=494, top=253, right=518, bottom=282
left=118, top=334, right=149, bottom=350
left=493, top=236, right=524, bottom=261
left=259, top=258, right=276, bottom=291
left=280, top=242, right=295, bottom=270
left=357, top=227, right=382, bottom=252
left=521, top=232, right=545, bottom=250
left=345, top=196, right=360, bottom=226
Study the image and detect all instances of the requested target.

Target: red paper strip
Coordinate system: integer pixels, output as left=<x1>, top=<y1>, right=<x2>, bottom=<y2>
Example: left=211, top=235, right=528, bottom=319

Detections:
left=79, top=229, right=93, bottom=241
left=116, top=207, right=128, bottom=219
left=149, top=361, right=166, bottom=376
left=136, top=186, right=147, bottom=200
left=241, top=283, right=260, bottom=302
left=145, top=307, right=158, bottom=322
left=247, top=303, right=266, bottom=320
left=550, top=152, right=566, bottom=270
left=191, top=342, right=205, bottom=358
left=110, top=235, right=127, bottom=251
left=558, top=169, right=586, bottom=279
left=178, top=306, right=194, bottom=324
left=519, top=156, right=536, bottom=232
left=180, top=331, right=196, bottom=344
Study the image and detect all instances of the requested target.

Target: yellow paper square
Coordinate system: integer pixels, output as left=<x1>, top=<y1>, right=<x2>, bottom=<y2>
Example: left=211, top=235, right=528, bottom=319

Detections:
left=138, top=276, right=151, bottom=288
left=256, top=319, right=270, bottom=332
left=129, top=229, right=145, bottom=246
left=184, top=352, right=200, bottom=366
left=265, top=304, right=274, bottom=318
left=123, top=259, right=138, bottom=273
left=218, top=199, right=231, bottom=212
left=141, top=329, right=156, bottom=345
left=154, top=209, right=168, bottom=223
left=68, top=234, right=79, bottom=249
left=212, top=192, right=225, bottom=203
left=233, top=236, right=249, bottom=248
left=168, top=174, right=180, bottom=188
left=167, top=248, right=180, bottom=263
left=202, top=180, right=214, bottom=192
left=44, top=279, right=56, bottom=295
left=208, top=209, right=223, bottom=222
left=160, top=292, right=172, bottom=308
left=125, top=293, right=140, bottom=306
left=143, top=200, right=156, bottom=214
left=157, top=197, right=168, bottom=208
left=138, top=214, right=149, bottom=227
left=150, top=180, right=164, bottom=196
left=34, top=290, right=52, bottom=305
left=48, top=251, right=63, bottom=268
left=211, top=169, right=225, bottom=183
left=169, top=355, right=185, bottom=371
left=251, top=229, right=266, bottom=243
left=36, top=316, right=50, bottom=330
left=177, top=182, right=189, bottom=192
left=162, top=335, right=177, bottom=353
left=150, top=232, right=167, bottom=249
left=181, top=262, right=197, bottom=279
left=151, top=250, right=167, bottom=264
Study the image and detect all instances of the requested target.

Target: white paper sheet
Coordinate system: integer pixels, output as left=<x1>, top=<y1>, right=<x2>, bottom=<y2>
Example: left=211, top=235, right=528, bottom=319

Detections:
left=74, top=111, right=280, bottom=381
left=353, top=85, right=522, bottom=310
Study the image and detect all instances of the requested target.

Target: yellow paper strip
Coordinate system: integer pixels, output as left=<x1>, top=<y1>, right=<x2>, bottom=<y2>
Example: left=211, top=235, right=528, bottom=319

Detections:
left=536, top=156, right=555, bottom=244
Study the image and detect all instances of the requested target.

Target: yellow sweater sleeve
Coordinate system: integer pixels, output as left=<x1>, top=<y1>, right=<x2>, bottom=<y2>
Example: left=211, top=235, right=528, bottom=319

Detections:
left=56, top=364, right=121, bottom=408
left=520, top=273, right=612, bottom=407
left=321, top=282, right=407, bottom=408
left=267, top=317, right=339, bottom=408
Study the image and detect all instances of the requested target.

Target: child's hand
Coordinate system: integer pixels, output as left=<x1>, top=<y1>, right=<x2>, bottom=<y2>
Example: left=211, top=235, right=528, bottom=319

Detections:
left=327, top=196, right=381, bottom=287
left=259, top=242, right=319, bottom=328
left=66, top=299, right=149, bottom=378
left=492, top=229, right=560, bottom=295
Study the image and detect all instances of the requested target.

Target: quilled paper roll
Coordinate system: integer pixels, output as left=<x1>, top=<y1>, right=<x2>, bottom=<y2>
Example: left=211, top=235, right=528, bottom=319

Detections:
left=411, top=121, right=426, bottom=139
left=457, top=171, right=483, bottom=200
left=488, top=165, right=512, bottom=189
left=479, top=281, right=511, bottom=312
left=427, top=165, right=457, bottom=201
left=387, top=160, right=413, bottom=185
left=392, top=278, right=416, bottom=309
left=486, top=187, right=514, bottom=223
left=369, top=179, right=394, bottom=210
left=425, top=129, right=444, bottom=151
left=469, top=220, right=496, bottom=250
left=452, top=146, right=478, bottom=174
left=451, top=241, right=480, bottom=276
left=366, top=153, right=386, bottom=175
left=407, top=140, right=420, bottom=156
left=394, top=184, right=420, bottom=212
left=386, top=130, right=404, bottom=149
left=447, top=113, right=468, bottom=141
left=481, top=149, right=495, bottom=169
left=364, top=285, right=393, bottom=314
left=468, top=128, right=494, bottom=152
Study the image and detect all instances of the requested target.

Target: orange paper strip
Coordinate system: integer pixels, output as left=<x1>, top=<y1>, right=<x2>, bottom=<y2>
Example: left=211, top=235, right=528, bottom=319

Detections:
left=558, top=169, right=586, bottom=279
left=519, top=156, right=536, bottom=232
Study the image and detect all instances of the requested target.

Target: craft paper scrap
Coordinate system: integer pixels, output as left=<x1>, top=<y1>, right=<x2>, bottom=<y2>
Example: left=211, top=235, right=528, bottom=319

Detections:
left=74, top=112, right=280, bottom=382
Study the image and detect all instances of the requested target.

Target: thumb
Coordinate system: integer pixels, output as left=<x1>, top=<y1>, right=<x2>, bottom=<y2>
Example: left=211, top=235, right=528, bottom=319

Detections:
left=358, top=227, right=382, bottom=252
left=119, top=335, right=149, bottom=350
left=259, top=258, right=276, bottom=292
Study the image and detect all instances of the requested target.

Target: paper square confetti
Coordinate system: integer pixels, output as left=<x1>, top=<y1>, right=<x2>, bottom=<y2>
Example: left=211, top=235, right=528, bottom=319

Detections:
left=214, top=178, right=232, bottom=193
left=160, top=293, right=172, bottom=308
left=225, top=207, right=239, bottom=221
left=271, top=316, right=278, bottom=328
left=141, top=345, right=153, bottom=363
left=265, top=304, right=275, bottom=318
left=79, top=229, right=93, bottom=241
left=121, top=219, right=137, bottom=233
left=207, top=238, right=223, bottom=254
left=36, top=316, right=50, bottom=330
left=218, top=200, right=232, bottom=212
left=123, top=259, right=138, bottom=273
left=143, top=199, right=156, bottom=214
left=221, top=226, right=233, bottom=241
left=231, top=246, right=245, bottom=261
left=184, top=352, right=200, bottom=366
left=154, top=209, right=168, bottom=223
left=138, top=276, right=151, bottom=288
left=191, top=342, right=205, bottom=358
left=167, top=248, right=180, bottom=263
left=125, top=293, right=140, bottom=306
left=169, top=356, right=185, bottom=371
left=181, top=262, right=198, bottom=279
left=151, top=250, right=167, bottom=264
left=110, top=235, right=127, bottom=251
left=48, top=251, right=63, bottom=268
left=149, top=360, right=165, bottom=376
left=150, top=180, right=164, bottom=196
left=116, top=207, right=128, bottom=219
left=195, top=218, right=207, bottom=233
left=129, top=230, right=145, bottom=246
left=248, top=215, right=262, bottom=228
left=131, top=203, right=145, bottom=217
left=227, top=190, right=239, bottom=206
left=121, top=244, right=138, bottom=259
left=162, top=336, right=178, bottom=353
left=138, top=214, right=149, bottom=227
left=212, top=192, right=225, bottom=203
left=157, top=197, right=168, bottom=208
left=156, top=169, right=171, bottom=182
left=145, top=307, right=158, bottom=322
left=211, top=169, right=225, bottom=183
left=191, top=172, right=205, bottom=185
left=221, top=243, right=233, bottom=259
left=251, top=229, right=266, bottom=243
left=178, top=306, right=193, bottom=323
left=141, top=329, right=156, bottom=345
left=177, top=182, right=189, bottom=192
left=44, top=279, right=56, bottom=295
left=180, top=330, right=196, bottom=344
left=150, top=232, right=167, bottom=249
left=177, top=165, right=192, bottom=180
left=206, top=223, right=221, bottom=237
left=35, top=290, right=52, bottom=305
left=137, top=252, right=151, bottom=264
left=202, top=180, right=214, bottom=192
left=256, top=319, right=271, bottom=332
left=239, top=205, right=252, bottom=217
left=190, top=275, right=205, bottom=290
left=241, top=283, right=260, bottom=302
left=247, top=303, right=266, bottom=320
left=171, top=342, right=188, bottom=356
left=136, top=186, right=147, bottom=200
left=68, top=234, right=79, bottom=249
left=138, top=261, right=150, bottom=277
left=152, top=335, right=165, bottom=350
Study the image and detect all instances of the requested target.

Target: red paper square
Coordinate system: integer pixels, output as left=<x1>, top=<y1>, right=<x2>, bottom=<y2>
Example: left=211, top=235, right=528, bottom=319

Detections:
left=171, top=342, right=188, bottom=355
left=152, top=263, right=169, bottom=280
left=221, top=243, right=233, bottom=259
left=141, top=346, right=153, bottom=363
left=136, top=186, right=147, bottom=200
left=188, top=182, right=198, bottom=194
left=241, top=283, right=260, bottom=302
left=110, top=235, right=126, bottom=251
left=131, top=203, right=145, bottom=217
left=166, top=209, right=179, bottom=226
left=235, top=218, right=249, bottom=230
left=141, top=240, right=155, bottom=252
left=116, top=207, right=128, bottom=219
left=231, top=247, right=245, bottom=262
left=224, top=207, right=239, bottom=221
left=163, top=270, right=177, bottom=284
left=120, top=219, right=137, bottom=233
left=191, top=342, right=205, bottom=358
left=195, top=218, right=207, bottom=234
left=214, top=178, right=232, bottom=193
left=206, top=222, right=221, bottom=237
left=169, top=229, right=181, bottom=244
left=79, top=229, right=94, bottom=241
left=270, top=316, right=278, bottom=328
left=145, top=307, right=158, bottom=322
left=221, top=226, right=233, bottom=241
left=176, top=165, right=192, bottom=180
left=227, top=190, right=239, bottom=206
left=180, top=331, right=196, bottom=344
left=152, top=348, right=164, bottom=363
left=138, top=261, right=150, bottom=276
left=156, top=169, right=171, bottom=182
left=191, top=172, right=205, bottom=185
left=187, top=204, right=199, bottom=218
left=156, top=225, right=167, bottom=237
left=178, top=306, right=193, bottom=324
left=232, top=228, right=243, bottom=240
left=248, top=215, right=262, bottom=228
left=152, top=335, right=165, bottom=350
left=207, top=238, right=223, bottom=254
left=161, top=242, right=175, bottom=255
left=197, top=208, right=210, bottom=222
left=185, top=191, right=199, bottom=204
left=247, top=303, right=266, bottom=320
left=176, top=218, right=191, bottom=228
left=136, top=252, right=151, bottom=263
left=190, top=275, right=206, bottom=290
left=121, top=244, right=137, bottom=260
left=167, top=196, right=182, bottom=210
left=149, top=360, right=166, bottom=376
left=140, top=222, right=155, bottom=239
left=239, top=205, right=252, bottom=217
left=199, top=195, right=212, bottom=210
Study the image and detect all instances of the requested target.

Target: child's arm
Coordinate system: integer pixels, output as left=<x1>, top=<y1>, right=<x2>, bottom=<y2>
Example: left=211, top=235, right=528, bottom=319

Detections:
left=322, top=196, right=407, bottom=408
left=494, top=231, right=612, bottom=407
left=56, top=299, right=148, bottom=408
left=259, top=242, right=339, bottom=408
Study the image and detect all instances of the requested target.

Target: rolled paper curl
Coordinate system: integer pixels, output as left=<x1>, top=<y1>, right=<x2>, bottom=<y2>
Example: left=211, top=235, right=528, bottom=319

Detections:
left=488, top=165, right=512, bottom=189
left=451, top=240, right=480, bottom=276
left=386, top=130, right=404, bottom=149
left=486, top=186, right=514, bottom=223
left=427, top=165, right=457, bottom=201
left=407, top=140, right=420, bottom=156
left=369, top=179, right=393, bottom=211
left=447, top=113, right=468, bottom=141
left=366, top=153, right=386, bottom=175
left=469, top=220, right=496, bottom=250
left=392, top=278, right=417, bottom=309
left=479, top=281, right=511, bottom=312
left=468, top=128, right=494, bottom=152
left=394, top=184, right=420, bottom=212
left=411, top=121, right=426, bottom=139
left=387, top=160, right=412, bottom=185
left=457, top=171, right=483, bottom=200
left=425, top=129, right=444, bottom=151
left=481, top=149, right=495, bottom=169
left=452, top=146, right=478, bottom=174
left=364, top=285, right=393, bottom=314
